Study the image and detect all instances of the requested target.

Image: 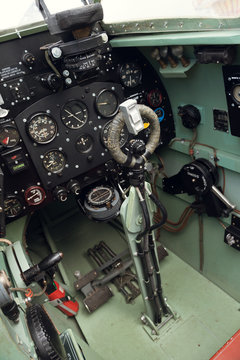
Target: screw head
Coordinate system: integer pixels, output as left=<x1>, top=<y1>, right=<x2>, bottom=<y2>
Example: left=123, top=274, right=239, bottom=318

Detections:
left=51, top=47, right=62, bottom=59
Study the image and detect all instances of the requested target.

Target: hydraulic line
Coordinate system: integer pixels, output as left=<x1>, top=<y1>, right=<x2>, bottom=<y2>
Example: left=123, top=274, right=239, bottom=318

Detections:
left=148, top=234, right=168, bottom=315
left=137, top=188, right=163, bottom=323
left=137, top=190, right=168, bottom=240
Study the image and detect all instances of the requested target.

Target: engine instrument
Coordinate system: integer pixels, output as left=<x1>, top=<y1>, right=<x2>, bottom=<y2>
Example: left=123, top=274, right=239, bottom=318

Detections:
left=0, top=126, right=20, bottom=148
left=95, top=89, right=119, bottom=117
left=4, top=196, right=23, bottom=218
left=42, top=150, right=66, bottom=174
left=119, top=62, right=142, bottom=88
left=147, top=89, right=163, bottom=108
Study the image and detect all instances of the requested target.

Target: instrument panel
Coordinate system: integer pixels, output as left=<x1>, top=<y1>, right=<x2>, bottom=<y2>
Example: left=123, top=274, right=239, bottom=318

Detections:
left=14, top=82, right=124, bottom=189
left=0, top=31, right=175, bottom=220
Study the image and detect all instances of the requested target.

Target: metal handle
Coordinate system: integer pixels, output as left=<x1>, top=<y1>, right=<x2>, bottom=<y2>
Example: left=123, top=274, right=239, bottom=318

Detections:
left=211, top=185, right=236, bottom=210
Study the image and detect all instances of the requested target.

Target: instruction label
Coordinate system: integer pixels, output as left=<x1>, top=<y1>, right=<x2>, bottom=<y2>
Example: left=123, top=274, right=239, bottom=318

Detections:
left=0, top=65, right=26, bottom=81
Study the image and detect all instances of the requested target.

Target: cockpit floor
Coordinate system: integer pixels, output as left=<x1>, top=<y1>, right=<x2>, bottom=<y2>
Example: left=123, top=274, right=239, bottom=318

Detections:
left=26, top=204, right=240, bottom=360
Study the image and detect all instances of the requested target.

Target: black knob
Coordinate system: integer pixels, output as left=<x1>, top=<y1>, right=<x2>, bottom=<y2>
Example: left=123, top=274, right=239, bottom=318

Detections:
left=53, top=186, right=68, bottom=202
left=129, top=139, right=146, bottom=156
left=22, top=52, right=36, bottom=67
left=40, top=73, right=62, bottom=91
left=67, top=179, right=81, bottom=196
left=178, top=104, right=201, bottom=129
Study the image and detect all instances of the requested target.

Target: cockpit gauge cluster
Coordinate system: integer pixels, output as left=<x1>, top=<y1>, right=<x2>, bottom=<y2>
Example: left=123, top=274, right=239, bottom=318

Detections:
left=14, top=82, right=125, bottom=190
left=0, top=31, right=175, bottom=221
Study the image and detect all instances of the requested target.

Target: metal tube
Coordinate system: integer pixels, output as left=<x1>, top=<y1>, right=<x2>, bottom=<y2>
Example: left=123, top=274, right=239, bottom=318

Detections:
left=211, top=185, right=236, bottom=210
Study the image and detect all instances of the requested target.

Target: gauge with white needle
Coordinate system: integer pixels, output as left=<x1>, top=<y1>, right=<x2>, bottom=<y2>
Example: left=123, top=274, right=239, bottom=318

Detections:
left=61, top=100, right=88, bottom=129
left=42, top=150, right=66, bottom=174
left=119, top=62, right=142, bottom=88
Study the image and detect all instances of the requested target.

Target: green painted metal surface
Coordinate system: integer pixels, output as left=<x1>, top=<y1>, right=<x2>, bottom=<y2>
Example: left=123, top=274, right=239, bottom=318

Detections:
left=24, top=204, right=240, bottom=360
left=110, top=30, right=240, bottom=47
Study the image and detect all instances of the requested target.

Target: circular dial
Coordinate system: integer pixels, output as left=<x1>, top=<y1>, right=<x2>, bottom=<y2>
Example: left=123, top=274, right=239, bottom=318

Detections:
left=42, top=150, right=66, bottom=174
left=232, top=85, right=240, bottom=103
left=76, top=134, right=93, bottom=153
left=61, top=100, right=88, bottom=129
left=4, top=196, right=23, bottom=218
left=87, top=186, right=114, bottom=206
left=95, top=90, right=119, bottom=118
left=101, top=120, right=128, bottom=148
left=147, top=89, right=163, bottom=108
left=119, top=62, right=142, bottom=88
left=0, top=126, right=20, bottom=148
left=27, top=114, right=57, bottom=144
left=24, top=186, right=46, bottom=206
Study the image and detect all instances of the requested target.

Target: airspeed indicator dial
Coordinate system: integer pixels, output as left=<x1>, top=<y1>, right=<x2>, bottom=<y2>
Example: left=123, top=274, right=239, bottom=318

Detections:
left=27, top=114, right=57, bottom=144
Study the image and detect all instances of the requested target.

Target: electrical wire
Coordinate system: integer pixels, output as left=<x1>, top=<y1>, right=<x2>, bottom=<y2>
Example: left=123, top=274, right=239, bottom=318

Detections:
left=44, top=50, right=61, bottom=78
left=188, top=128, right=198, bottom=160
left=217, top=219, right=227, bottom=229
left=198, top=214, right=204, bottom=272
left=10, top=283, right=47, bottom=298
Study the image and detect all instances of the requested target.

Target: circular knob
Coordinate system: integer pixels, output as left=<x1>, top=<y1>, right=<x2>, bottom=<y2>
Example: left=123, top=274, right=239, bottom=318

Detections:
left=129, top=139, right=146, bottom=156
left=66, top=179, right=81, bottom=196
left=53, top=186, right=68, bottom=202
left=40, top=73, right=62, bottom=91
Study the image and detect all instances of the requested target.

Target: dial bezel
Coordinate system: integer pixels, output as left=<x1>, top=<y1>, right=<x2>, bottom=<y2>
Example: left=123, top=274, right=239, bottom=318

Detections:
left=42, top=149, right=66, bottom=174
left=119, top=62, right=142, bottom=88
left=0, top=125, right=20, bottom=148
left=27, top=113, right=58, bottom=144
left=95, top=89, right=119, bottom=118
left=61, top=99, right=88, bottom=130
left=4, top=195, right=23, bottom=218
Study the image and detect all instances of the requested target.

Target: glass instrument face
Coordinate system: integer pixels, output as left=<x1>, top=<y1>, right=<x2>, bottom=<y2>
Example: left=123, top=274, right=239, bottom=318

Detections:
left=95, top=90, right=119, bottom=118
left=0, top=126, right=20, bottom=148
left=61, top=100, right=88, bottom=129
left=119, top=62, right=142, bottom=88
left=27, top=114, right=57, bottom=144
left=147, top=89, right=163, bottom=108
left=4, top=196, right=23, bottom=218
left=232, top=85, right=240, bottom=103
left=42, top=150, right=66, bottom=174
left=75, top=134, right=93, bottom=153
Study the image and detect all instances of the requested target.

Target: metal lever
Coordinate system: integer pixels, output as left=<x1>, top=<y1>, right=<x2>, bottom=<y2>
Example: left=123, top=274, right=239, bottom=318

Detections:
left=211, top=185, right=236, bottom=212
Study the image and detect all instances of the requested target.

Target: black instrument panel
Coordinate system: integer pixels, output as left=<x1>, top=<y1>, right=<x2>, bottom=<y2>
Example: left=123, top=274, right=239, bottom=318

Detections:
left=0, top=31, right=175, bottom=220
left=14, top=82, right=124, bottom=189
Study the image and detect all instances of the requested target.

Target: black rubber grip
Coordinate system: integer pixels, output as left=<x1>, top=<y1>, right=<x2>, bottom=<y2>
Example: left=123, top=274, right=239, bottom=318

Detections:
left=56, top=4, right=103, bottom=30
